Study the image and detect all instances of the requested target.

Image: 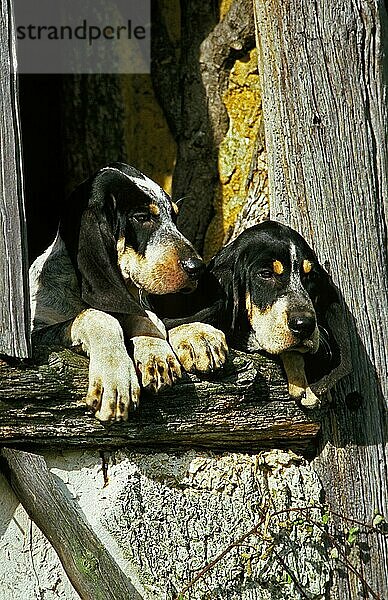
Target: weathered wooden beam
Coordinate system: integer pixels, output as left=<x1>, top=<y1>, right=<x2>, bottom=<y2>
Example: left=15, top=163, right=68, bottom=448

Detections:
left=0, top=447, right=144, bottom=600
left=0, top=348, right=320, bottom=452
left=255, top=1, right=388, bottom=596
left=0, top=0, right=30, bottom=358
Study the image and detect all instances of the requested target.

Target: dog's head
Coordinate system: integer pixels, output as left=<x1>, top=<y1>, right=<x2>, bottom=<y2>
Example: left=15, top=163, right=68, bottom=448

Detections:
left=60, top=163, right=203, bottom=313
left=211, top=221, right=338, bottom=356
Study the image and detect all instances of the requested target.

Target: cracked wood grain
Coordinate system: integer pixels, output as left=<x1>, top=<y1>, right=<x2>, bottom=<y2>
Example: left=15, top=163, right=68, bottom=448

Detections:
left=255, top=1, right=388, bottom=597
left=0, top=0, right=30, bottom=358
left=0, top=348, right=320, bottom=453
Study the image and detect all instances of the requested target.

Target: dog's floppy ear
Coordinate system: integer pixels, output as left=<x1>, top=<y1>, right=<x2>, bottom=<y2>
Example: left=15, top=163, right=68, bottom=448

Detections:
left=155, top=240, right=247, bottom=332
left=305, top=265, right=351, bottom=390
left=59, top=166, right=142, bottom=316
left=209, top=239, right=249, bottom=335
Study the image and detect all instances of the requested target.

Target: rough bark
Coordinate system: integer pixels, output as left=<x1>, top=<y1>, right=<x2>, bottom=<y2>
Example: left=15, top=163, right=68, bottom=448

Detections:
left=0, top=0, right=30, bottom=358
left=171, top=0, right=220, bottom=251
left=0, top=448, right=144, bottom=600
left=225, top=116, right=269, bottom=243
left=0, top=348, right=320, bottom=453
left=61, top=75, right=128, bottom=196
left=152, top=0, right=256, bottom=251
left=255, top=1, right=388, bottom=598
left=150, top=0, right=181, bottom=139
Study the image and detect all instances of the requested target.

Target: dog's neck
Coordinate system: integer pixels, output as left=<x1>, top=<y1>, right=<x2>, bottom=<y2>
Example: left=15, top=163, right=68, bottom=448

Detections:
left=227, top=325, right=258, bottom=352
left=126, top=282, right=152, bottom=311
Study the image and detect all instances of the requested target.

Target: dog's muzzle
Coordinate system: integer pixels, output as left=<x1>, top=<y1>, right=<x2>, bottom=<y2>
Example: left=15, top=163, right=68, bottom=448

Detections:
left=288, top=312, right=316, bottom=339
left=288, top=310, right=319, bottom=353
left=180, top=257, right=205, bottom=280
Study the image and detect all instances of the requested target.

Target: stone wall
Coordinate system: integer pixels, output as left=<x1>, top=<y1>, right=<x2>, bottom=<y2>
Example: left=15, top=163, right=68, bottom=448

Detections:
left=0, top=449, right=330, bottom=599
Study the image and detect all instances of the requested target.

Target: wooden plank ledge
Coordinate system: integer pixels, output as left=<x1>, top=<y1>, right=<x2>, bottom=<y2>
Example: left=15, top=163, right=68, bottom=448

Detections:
left=0, top=347, right=321, bottom=452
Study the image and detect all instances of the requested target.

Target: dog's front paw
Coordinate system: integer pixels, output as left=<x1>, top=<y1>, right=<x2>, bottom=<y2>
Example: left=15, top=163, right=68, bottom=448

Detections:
left=281, top=351, right=320, bottom=409
left=288, top=381, right=320, bottom=408
left=86, top=348, right=140, bottom=422
left=168, top=323, right=228, bottom=373
left=299, top=386, right=320, bottom=408
left=131, top=336, right=182, bottom=393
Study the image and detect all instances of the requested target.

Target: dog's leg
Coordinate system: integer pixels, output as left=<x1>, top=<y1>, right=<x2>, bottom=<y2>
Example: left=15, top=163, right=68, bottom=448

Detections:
left=130, top=311, right=183, bottom=393
left=280, top=351, right=320, bottom=408
left=71, top=309, right=140, bottom=421
left=168, top=323, right=228, bottom=374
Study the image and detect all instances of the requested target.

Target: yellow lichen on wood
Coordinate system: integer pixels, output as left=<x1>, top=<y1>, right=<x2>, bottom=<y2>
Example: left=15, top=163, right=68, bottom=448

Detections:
left=120, top=0, right=180, bottom=194
left=204, top=48, right=263, bottom=260
left=219, top=0, right=234, bottom=19
left=121, top=75, right=176, bottom=195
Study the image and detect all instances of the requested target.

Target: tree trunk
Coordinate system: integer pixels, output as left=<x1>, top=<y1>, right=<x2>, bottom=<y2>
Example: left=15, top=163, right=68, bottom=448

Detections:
left=61, top=74, right=128, bottom=196
left=169, top=0, right=221, bottom=251
left=255, top=1, right=388, bottom=598
left=0, top=0, right=30, bottom=358
left=152, top=0, right=260, bottom=253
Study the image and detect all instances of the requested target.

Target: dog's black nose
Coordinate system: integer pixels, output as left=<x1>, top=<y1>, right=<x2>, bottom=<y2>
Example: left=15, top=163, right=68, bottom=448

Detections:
left=288, top=313, right=316, bottom=339
left=181, top=257, right=205, bottom=279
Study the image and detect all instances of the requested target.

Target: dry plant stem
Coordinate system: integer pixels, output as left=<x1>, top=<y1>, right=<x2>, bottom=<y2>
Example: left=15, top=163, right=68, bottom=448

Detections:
left=305, top=517, right=380, bottom=600
left=176, top=504, right=384, bottom=599
left=175, top=514, right=267, bottom=599
left=271, top=506, right=385, bottom=536
left=268, top=545, right=310, bottom=600
left=272, top=506, right=382, bottom=599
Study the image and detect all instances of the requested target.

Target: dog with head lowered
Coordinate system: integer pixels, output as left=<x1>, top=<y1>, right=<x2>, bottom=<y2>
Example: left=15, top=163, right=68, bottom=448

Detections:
left=155, top=221, right=349, bottom=407
left=30, top=163, right=227, bottom=421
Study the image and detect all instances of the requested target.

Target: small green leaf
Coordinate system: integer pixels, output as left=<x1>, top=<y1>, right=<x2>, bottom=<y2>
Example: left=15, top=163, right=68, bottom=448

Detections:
left=293, top=518, right=304, bottom=527
left=330, top=547, right=339, bottom=560
left=372, top=513, right=385, bottom=527
left=283, top=572, right=292, bottom=584
left=347, top=526, right=359, bottom=545
left=322, top=512, right=330, bottom=525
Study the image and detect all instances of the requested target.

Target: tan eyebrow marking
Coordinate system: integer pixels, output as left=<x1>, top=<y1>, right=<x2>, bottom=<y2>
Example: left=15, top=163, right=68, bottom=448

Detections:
left=149, top=203, right=160, bottom=216
left=303, top=259, right=313, bottom=274
left=273, top=260, right=284, bottom=275
left=172, top=202, right=179, bottom=215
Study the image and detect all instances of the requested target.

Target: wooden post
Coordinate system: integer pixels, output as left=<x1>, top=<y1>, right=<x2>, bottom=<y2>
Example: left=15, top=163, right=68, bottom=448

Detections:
left=0, top=0, right=30, bottom=358
left=0, top=448, right=144, bottom=600
left=255, top=1, right=388, bottom=597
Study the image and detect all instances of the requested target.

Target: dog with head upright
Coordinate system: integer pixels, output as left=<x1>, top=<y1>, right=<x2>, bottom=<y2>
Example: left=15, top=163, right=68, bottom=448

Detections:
left=30, top=163, right=227, bottom=421
left=156, top=220, right=350, bottom=407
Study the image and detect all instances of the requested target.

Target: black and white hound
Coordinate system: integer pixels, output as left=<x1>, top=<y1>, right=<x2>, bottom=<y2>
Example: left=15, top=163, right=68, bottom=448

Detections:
left=154, top=221, right=350, bottom=408
left=30, top=163, right=227, bottom=421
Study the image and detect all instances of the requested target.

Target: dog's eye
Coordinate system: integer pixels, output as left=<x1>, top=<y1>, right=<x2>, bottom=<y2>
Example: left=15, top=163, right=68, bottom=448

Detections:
left=133, top=212, right=151, bottom=223
left=258, top=269, right=274, bottom=280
